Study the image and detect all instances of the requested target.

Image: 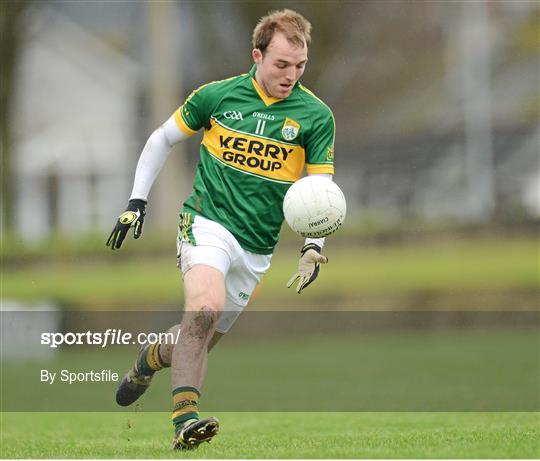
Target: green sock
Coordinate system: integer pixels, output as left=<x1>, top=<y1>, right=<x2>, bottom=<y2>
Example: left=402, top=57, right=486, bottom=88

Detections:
left=138, top=343, right=166, bottom=376
left=171, top=386, right=200, bottom=431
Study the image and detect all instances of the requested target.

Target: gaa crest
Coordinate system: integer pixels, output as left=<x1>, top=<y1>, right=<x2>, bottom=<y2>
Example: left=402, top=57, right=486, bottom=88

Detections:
left=282, top=117, right=300, bottom=141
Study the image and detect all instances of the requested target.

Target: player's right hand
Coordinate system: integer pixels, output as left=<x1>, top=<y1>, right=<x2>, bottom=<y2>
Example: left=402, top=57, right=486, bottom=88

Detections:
left=106, top=199, right=147, bottom=250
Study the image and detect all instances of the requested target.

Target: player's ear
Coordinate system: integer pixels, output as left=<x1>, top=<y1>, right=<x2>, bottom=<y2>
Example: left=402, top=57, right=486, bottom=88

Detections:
left=252, top=48, right=263, bottom=64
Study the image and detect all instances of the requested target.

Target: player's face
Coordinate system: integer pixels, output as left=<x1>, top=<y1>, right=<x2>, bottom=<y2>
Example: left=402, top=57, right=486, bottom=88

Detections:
left=252, top=32, right=308, bottom=99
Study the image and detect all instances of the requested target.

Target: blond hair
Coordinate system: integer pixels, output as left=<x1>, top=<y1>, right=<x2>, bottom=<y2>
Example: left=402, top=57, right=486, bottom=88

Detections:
left=252, top=9, right=312, bottom=53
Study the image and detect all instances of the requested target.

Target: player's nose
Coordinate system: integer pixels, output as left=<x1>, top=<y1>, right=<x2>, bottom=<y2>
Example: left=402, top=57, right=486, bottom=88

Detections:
left=284, top=70, right=295, bottom=82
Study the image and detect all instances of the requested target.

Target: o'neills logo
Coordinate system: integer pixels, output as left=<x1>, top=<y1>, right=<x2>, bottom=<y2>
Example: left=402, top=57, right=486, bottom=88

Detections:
left=253, top=112, right=275, bottom=121
left=219, top=135, right=293, bottom=172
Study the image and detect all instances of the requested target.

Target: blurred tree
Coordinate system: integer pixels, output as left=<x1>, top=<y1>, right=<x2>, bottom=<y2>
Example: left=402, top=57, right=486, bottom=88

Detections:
left=0, top=0, right=30, bottom=233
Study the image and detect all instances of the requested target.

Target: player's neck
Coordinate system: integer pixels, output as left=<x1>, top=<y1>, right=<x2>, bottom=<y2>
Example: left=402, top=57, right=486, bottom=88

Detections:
left=254, top=70, right=273, bottom=99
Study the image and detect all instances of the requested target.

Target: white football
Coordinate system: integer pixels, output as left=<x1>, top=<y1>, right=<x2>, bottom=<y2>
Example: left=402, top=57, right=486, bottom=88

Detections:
left=283, top=176, right=346, bottom=238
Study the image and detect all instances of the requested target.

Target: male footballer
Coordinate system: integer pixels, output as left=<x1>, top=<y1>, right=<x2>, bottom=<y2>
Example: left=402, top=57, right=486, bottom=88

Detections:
left=107, top=9, right=335, bottom=450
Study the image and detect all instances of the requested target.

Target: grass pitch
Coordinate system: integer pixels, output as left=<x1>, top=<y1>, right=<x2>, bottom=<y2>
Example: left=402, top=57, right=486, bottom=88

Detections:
left=1, top=329, right=539, bottom=458
left=1, top=411, right=538, bottom=458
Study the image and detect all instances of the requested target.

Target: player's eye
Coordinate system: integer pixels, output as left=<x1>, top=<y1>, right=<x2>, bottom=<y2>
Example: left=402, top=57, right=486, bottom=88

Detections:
left=276, top=63, right=287, bottom=69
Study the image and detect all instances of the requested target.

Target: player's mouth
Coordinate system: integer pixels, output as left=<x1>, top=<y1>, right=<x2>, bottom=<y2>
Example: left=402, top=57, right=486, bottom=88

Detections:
left=279, top=83, right=293, bottom=93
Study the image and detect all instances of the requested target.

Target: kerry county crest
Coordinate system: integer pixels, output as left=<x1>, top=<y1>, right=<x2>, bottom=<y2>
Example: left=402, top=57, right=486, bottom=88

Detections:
left=282, top=117, right=300, bottom=141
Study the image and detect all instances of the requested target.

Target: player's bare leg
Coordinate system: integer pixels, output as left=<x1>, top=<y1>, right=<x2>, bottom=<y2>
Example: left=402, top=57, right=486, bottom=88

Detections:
left=159, top=326, right=222, bottom=390
left=159, top=326, right=224, bottom=364
left=171, top=264, right=224, bottom=449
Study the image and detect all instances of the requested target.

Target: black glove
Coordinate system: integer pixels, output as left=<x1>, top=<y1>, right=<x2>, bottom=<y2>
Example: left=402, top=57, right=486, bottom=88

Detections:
left=106, top=199, right=147, bottom=250
left=286, top=243, right=328, bottom=294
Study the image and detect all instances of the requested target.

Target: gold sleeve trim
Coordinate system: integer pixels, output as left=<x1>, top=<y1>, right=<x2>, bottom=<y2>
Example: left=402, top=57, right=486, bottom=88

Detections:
left=306, top=164, right=335, bottom=175
left=174, top=108, right=197, bottom=136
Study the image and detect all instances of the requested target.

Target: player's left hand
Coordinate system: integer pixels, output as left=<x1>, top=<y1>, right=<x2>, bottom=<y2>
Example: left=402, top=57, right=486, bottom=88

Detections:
left=286, top=243, right=328, bottom=294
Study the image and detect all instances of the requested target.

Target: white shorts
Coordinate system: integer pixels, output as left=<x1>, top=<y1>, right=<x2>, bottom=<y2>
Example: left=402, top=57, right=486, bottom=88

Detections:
left=177, top=215, right=272, bottom=333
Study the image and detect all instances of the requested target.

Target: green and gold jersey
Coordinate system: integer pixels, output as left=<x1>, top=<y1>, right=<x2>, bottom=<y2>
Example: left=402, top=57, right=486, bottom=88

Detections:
left=175, top=65, right=335, bottom=254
